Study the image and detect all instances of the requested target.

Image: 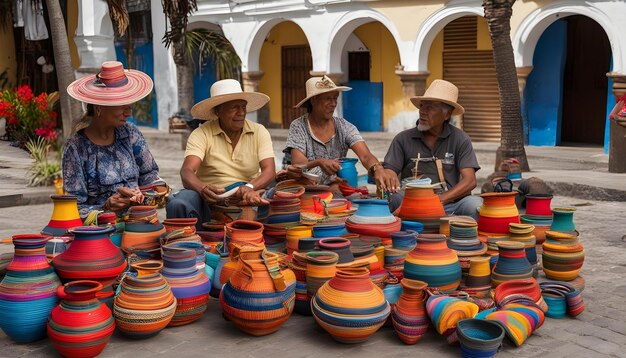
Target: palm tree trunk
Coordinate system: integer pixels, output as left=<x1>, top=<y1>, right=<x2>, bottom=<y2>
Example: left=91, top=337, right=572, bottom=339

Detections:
left=45, top=0, right=82, bottom=139
left=483, top=0, right=530, bottom=171
left=177, top=63, right=194, bottom=114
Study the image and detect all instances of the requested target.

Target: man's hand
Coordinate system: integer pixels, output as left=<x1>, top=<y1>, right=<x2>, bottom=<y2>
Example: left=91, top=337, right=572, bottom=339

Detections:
left=199, top=184, right=225, bottom=204
left=238, top=190, right=269, bottom=206
left=374, top=168, right=400, bottom=193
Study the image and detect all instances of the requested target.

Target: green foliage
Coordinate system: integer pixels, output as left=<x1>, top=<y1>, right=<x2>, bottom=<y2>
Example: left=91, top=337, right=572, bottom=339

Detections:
left=25, top=136, right=62, bottom=187
left=185, top=28, right=241, bottom=80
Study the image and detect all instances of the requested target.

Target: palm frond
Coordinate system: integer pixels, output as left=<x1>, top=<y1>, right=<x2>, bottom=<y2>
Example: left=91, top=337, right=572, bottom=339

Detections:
left=161, top=0, right=197, bottom=49
left=184, top=28, right=241, bottom=79
left=106, top=0, right=129, bottom=36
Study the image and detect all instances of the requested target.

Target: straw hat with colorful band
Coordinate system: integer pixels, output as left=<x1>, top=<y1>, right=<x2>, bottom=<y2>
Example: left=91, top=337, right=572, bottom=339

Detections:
left=294, top=75, right=351, bottom=108
left=191, top=79, right=269, bottom=121
left=67, top=61, right=153, bottom=106
left=410, top=79, right=465, bottom=116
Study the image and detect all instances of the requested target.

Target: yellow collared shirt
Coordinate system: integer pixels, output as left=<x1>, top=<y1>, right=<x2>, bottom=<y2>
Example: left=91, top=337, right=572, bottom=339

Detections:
left=185, top=119, right=275, bottom=188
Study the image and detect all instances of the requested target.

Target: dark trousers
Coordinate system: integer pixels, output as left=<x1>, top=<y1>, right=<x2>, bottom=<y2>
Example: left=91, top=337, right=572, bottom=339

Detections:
left=165, top=189, right=211, bottom=232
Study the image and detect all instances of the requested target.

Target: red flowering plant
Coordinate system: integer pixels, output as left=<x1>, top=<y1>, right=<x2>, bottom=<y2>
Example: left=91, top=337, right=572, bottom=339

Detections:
left=0, top=85, right=59, bottom=149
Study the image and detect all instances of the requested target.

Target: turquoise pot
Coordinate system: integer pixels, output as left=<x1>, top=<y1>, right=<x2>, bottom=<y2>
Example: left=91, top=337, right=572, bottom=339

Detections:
left=337, top=157, right=359, bottom=187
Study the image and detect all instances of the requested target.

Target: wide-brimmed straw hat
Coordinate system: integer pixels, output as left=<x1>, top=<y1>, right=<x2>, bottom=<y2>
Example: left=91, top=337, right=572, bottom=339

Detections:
left=191, top=79, right=270, bottom=121
left=294, top=75, right=351, bottom=108
left=410, top=79, right=465, bottom=116
left=67, top=61, right=153, bottom=106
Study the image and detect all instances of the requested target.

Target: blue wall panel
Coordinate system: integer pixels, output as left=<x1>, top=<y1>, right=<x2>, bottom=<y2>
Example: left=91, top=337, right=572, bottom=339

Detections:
left=342, top=80, right=383, bottom=132
left=604, top=58, right=615, bottom=154
left=115, top=43, right=158, bottom=128
left=193, top=58, right=217, bottom=105
left=525, top=20, right=567, bottom=146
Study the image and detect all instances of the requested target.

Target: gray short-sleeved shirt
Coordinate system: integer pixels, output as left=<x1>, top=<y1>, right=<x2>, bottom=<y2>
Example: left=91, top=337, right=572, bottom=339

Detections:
left=284, top=114, right=364, bottom=184
left=383, top=121, right=480, bottom=190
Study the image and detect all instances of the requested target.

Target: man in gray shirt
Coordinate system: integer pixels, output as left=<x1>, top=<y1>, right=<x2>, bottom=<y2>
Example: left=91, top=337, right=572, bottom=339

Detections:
left=382, top=80, right=482, bottom=220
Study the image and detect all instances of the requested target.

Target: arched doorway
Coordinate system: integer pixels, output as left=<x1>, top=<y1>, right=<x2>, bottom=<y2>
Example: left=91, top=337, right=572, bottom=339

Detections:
left=561, top=16, right=611, bottom=145
left=258, top=21, right=312, bottom=128
left=341, top=22, right=402, bottom=132
left=525, top=15, right=611, bottom=146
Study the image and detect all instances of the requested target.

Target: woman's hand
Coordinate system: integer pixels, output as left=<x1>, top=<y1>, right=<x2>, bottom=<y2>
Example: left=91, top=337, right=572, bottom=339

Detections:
left=374, top=168, right=400, bottom=193
left=199, top=184, right=225, bottom=204
left=103, top=193, right=132, bottom=212
left=316, top=158, right=341, bottom=176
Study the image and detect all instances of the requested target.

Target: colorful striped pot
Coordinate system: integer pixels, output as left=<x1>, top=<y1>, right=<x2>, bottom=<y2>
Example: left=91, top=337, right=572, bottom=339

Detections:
left=0, top=234, right=61, bottom=343
left=47, top=280, right=115, bottom=357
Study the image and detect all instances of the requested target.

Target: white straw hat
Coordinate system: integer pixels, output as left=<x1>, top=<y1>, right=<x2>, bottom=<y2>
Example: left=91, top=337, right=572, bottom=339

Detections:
left=410, top=79, right=465, bottom=115
left=294, top=75, right=351, bottom=108
left=191, top=79, right=270, bottom=121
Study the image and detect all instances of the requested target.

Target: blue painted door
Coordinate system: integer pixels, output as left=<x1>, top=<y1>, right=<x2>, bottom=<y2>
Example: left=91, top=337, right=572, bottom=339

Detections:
left=342, top=80, right=383, bottom=132
left=115, top=42, right=158, bottom=128
left=194, top=57, right=217, bottom=104
left=525, top=20, right=567, bottom=146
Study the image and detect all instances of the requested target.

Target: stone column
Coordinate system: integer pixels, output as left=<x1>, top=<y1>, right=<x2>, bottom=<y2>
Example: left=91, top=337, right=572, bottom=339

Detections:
left=607, top=72, right=626, bottom=173
left=517, top=66, right=533, bottom=143
left=242, top=71, right=267, bottom=125
left=394, top=69, right=430, bottom=98
left=74, top=0, right=116, bottom=77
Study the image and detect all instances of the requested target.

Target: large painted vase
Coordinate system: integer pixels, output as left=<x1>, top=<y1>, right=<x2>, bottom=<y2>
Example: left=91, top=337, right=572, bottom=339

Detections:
left=311, top=267, right=390, bottom=343
left=0, top=234, right=61, bottom=343
left=220, top=246, right=296, bottom=336
left=113, top=261, right=177, bottom=339
left=403, top=234, right=461, bottom=293
left=53, top=226, right=126, bottom=285
left=47, top=280, right=115, bottom=358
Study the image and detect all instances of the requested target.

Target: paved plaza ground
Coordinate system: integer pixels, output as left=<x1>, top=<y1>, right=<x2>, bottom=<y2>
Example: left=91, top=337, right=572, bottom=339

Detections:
left=0, top=129, right=625, bottom=357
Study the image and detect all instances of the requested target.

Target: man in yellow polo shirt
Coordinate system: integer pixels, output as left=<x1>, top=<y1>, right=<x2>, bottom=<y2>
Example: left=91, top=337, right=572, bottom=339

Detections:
left=166, top=79, right=276, bottom=230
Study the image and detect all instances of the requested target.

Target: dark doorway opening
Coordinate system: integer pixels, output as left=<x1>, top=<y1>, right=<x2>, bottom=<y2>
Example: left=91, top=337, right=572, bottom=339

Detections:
left=281, top=45, right=312, bottom=128
left=561, top=15, right=611, bottom=145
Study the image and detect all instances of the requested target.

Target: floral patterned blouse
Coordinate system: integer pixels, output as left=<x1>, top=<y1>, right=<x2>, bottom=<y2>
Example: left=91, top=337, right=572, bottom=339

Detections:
left=62, top=122, right=159, bottom=218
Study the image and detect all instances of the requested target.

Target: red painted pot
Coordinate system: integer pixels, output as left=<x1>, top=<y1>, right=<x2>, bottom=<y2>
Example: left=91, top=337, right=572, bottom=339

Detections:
left=47, top=280, right=115, bottom=358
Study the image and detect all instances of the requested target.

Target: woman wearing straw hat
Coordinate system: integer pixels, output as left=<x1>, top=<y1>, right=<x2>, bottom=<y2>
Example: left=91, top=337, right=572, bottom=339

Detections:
left=282, top=75, right=399, bottom=195
left=165, top=79, right=275, bottom=231
left=63, top=61, right=164, bottom=219
left=383, top=79, right=482, bottom=220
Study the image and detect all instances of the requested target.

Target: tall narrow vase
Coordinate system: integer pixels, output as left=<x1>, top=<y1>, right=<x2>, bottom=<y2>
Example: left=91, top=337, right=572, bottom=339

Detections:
left=392, top=279, right=429, bottom=344
left=0, top=234, right=61, bottom=343
left=47, top=280, right=115, bottom=358
left=42, top=195, right=83, bottom=236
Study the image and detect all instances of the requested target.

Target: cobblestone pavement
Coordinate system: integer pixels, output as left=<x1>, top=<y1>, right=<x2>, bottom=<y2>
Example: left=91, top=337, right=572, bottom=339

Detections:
left=1, top=195, right=625, bottom=357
